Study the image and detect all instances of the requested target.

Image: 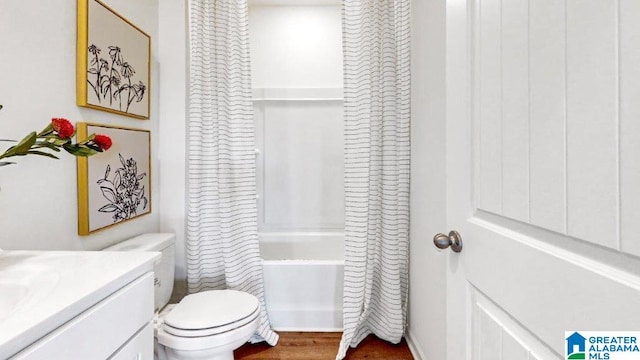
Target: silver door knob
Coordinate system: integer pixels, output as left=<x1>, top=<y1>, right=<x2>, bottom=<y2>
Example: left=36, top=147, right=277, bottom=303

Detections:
left=433, top=230, right=463, bottom=253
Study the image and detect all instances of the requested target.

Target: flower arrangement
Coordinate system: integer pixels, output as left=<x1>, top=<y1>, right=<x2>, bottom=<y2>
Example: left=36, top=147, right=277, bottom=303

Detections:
left=0, top=105, right=112, bottom=166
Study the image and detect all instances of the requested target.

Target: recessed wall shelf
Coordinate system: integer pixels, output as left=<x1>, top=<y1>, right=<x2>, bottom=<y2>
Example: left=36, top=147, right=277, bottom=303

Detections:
left=252, top=88, right=343, bottom=102
left=249, top=0, right=341, bottom=6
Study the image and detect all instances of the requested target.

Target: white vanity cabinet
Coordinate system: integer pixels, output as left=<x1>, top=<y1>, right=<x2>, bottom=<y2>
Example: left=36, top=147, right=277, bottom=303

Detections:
left=12, top=273, right=154, bottom=360
left=0, top=251, right=159, bottom=360
left=110, top=322, right=154, bottom=360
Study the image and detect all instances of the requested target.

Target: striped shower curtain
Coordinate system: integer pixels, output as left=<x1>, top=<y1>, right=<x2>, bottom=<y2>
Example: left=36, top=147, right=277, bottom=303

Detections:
left=337, top=0, right=411, bottom=358
left=187, top=0, right=278, bottom=346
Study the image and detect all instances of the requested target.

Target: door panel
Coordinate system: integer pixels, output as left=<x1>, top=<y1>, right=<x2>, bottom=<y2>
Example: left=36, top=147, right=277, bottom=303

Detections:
left=476, top=306, right=502, bottom=360
left=475, top=295, right=530, bottom=360
left=500, top=0, right=529, bottom=223
left=566, top=0, right=618, bottom=247
left=528, top=0, right=566, bottom=234
left=476, top=0, right=622, bottom=249
left=620, top=0, right=640, bottom=256
left=472, top=289, right=557, bottom=360
left=466, top=212, right=640, bottom=356
left=446, top=0, right=640, bottom=358
left=477, top=0, right=502, bottom=214
left=501, top=329, right=529, bottom=360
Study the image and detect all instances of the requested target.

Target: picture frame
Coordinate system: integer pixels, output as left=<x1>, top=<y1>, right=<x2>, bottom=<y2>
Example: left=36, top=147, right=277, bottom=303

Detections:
left=77, top=0, right=151, bottom=119
left=76, top=123, right=152, bottom=235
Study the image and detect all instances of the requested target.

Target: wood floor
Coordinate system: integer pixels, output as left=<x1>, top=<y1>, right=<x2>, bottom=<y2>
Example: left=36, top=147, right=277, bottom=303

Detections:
left=235, top=332, right=414, bottom=360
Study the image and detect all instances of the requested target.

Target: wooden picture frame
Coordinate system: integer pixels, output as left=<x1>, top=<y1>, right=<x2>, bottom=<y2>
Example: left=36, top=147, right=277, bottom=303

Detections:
left=77, top=123, right=151, bottom=235
left=77, top=0, right=151, bottom=119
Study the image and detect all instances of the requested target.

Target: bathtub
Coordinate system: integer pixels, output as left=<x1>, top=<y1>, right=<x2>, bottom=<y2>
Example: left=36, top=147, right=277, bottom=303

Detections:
left=261, top=232, right=344, bottom=331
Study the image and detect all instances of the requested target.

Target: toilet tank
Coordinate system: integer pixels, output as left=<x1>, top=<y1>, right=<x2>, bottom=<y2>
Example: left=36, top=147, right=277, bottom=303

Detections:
left=103, top=233, right=175, bottom=311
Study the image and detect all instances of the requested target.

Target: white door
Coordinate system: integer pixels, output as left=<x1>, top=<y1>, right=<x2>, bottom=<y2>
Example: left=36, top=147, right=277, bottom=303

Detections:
left=443, top=0, right=640, bottom=359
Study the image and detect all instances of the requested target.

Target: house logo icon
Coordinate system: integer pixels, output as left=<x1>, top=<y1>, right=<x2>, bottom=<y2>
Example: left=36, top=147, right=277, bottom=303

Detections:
left=566, top=332, right=586, bottom=359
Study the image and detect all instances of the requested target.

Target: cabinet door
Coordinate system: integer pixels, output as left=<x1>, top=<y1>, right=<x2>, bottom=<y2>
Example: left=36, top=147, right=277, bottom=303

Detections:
left=109, top=323, right=153, bottom=360
left=12, top=273, right=154, bottom=360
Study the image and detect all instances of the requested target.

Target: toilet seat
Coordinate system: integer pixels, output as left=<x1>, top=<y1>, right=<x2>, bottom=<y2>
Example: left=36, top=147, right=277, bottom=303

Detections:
left=164, top=307, right=260, bottom=337
left=160, top=290, right=260, bottom=337
left=157, top=314, right=260, bottom=354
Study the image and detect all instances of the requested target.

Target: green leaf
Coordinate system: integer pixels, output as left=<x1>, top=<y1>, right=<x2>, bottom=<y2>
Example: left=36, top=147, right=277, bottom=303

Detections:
left=15, top=132, right=37, bottom=153
left=32, top=142, right=62, bottom=152
left=63, top=144, right=99, bottom=157
left=86, top=143, right=103, bottom=152
left=25, top=150, right=59, bottom=159
left=37, top=123, right=54, bottom=137
left=51, top=138, right=71, bottom=146
left=2, top=132, right=37, bottom=158
left=41, top=136, right=70, bottom=145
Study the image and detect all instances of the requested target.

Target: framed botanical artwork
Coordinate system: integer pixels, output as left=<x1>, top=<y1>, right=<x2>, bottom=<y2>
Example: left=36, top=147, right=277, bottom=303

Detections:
left=76, top=123, right=151, bottom=235
left=77, top=0, right=151, bottom=119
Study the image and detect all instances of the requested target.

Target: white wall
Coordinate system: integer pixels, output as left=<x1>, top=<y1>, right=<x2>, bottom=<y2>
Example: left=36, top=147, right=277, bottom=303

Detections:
left=250, top=4, right=344, bottom=251
left=254, top=99, right=345, bottom=232
left=157, top=0, right=188, bottom=298
left=249, top=5, right=343, bottom=88
left=408, top=0, right=448, bottom=359
left=0, top=0, right=160, bottom=251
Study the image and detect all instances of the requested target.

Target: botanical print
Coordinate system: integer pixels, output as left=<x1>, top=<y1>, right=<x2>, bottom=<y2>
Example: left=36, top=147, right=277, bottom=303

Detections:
left=78, top=0, right=150, bottom=118
left=97, top=154, right=148, bottom=223
left=77, top=123, right=151, bottom=235
left=87, top=45, right=147, bottom=114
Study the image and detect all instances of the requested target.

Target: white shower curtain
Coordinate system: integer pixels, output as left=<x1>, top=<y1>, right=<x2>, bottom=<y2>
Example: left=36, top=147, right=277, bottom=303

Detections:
left=337, top=0, right=411, bottom=358
left=187, top=0, right=278, bottom=346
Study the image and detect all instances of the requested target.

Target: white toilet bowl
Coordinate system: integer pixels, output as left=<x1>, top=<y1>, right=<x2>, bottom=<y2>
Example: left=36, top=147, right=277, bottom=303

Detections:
left=155, top=290, right=260, bottom=360
left=103, top=234, right=260, bottom=360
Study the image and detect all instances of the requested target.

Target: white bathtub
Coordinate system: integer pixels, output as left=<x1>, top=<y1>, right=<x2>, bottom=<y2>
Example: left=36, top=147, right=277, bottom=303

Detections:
left=261, top=232, right=344, bottom=331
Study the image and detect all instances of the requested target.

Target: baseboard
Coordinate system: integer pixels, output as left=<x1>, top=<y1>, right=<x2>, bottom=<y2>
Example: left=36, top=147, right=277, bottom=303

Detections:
left=405, top=330, right=427, bottom=360
left=272, top=326, right=343, bottom=332
left=268, top=308, right=343, bottom=332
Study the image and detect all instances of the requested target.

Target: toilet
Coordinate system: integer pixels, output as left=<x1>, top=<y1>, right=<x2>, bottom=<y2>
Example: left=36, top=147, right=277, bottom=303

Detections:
left=104, top=233, right=260, bottom=360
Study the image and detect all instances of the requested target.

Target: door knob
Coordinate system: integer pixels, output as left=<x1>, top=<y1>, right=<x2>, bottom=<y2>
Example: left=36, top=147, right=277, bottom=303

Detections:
left=433, top=230, right=463, bottom=253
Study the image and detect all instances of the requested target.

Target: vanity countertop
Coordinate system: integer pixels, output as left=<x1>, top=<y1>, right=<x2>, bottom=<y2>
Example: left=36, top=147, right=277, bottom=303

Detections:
left=0, top=250, right=160, bottom=359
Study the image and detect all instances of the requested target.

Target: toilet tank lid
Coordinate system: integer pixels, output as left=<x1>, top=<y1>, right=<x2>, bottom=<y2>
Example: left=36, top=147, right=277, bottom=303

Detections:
left=103, top=233, right=175, bottom=252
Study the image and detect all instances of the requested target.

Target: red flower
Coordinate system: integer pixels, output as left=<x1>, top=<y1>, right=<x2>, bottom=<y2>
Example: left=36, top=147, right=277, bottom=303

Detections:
left=51, top=118, right=74, bottom=139
left=93, top=134, right=112, bottom=151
